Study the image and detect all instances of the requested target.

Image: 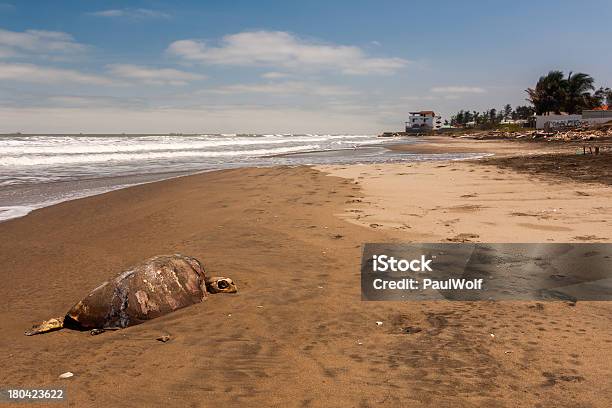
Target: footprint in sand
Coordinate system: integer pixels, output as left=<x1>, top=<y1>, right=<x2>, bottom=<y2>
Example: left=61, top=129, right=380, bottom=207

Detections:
left=517, top=223, right=572, bottom=232
left=447, top=204, right=483, bottom=213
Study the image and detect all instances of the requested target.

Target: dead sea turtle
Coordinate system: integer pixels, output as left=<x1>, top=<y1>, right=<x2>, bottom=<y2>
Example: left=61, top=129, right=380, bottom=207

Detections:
left=25, top=254, right=237, bottom=336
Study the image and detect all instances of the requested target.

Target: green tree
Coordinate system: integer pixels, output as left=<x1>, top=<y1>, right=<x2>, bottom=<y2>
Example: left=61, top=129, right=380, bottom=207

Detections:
left=563, top=71, right=595, bottom=113
left=526, top=70, right=565, bottom=115
left=514, top=105, right=535, bottom=120
left=464, top=110, right=473, bottom=124
left=488, top=108, right=497, bottom=123
left=503, top=104, right=512, bottom=119
left=593, top=87, right=612, bottom=106
left=451, top=110, right=464, bottom=126
left=526, top=70, right=597, bottom=114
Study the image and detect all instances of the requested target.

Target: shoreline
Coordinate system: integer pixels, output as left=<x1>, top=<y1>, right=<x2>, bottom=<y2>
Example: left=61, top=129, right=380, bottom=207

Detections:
left=0, top=137, right=482, bottom=223
left=0, top=169, right=205, bottom=223
left=1, top=137, right=611, bottom=406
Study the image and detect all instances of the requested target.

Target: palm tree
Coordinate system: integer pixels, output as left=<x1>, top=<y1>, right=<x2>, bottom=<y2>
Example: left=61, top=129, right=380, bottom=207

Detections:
left=526, top=71, right=565, bottom=115
left=526, top=70, right=597, bottom=114
left=563, top=71, right=595, bottom=114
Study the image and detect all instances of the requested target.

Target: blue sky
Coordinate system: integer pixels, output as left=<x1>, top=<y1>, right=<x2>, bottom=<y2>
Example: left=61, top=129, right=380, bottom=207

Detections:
left=0, top=0, right=610, bottom=133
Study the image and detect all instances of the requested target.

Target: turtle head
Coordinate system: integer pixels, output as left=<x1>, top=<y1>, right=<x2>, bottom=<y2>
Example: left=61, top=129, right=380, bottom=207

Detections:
left=206, top=277, right=238, bottom=294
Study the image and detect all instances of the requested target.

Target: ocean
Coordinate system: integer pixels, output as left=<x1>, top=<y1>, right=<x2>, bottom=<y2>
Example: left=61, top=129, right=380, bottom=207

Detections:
left=0, top=133, right=483, bottom=222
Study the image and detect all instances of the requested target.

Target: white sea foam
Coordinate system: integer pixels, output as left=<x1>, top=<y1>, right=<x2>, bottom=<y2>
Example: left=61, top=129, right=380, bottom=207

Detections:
left=0, top=144, right=323, bottom=166
left=0, top=134, right=378, bottom=156
left=0, top=206, right=36, bottom=221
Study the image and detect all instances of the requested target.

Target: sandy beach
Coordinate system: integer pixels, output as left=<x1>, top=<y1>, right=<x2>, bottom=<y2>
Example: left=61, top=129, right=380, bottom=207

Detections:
left=1, top=138, right=611, bottom=407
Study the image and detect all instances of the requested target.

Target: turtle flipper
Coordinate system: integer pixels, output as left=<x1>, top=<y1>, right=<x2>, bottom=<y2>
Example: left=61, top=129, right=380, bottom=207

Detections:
left=24, top=316, right=65, bottom=336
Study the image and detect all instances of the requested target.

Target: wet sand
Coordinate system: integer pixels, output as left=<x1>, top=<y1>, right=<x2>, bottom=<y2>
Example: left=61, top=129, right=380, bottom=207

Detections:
left=1, top=139, right=611, bottom=407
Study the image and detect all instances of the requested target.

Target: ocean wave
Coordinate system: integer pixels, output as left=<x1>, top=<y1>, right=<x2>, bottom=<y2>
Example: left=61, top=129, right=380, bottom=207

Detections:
left=0, top=144, right=322, bottom=166
left=0, top=134, right=378, bottom=155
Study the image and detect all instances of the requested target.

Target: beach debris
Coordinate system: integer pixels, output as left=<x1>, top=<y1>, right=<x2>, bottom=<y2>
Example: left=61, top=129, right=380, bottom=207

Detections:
left=228, top=314, right=232, bottom=317
left=90, top=328, right=105, bottom=336
left=24, top=254, right=238, bottom=336
left=24, top=317, right=64, bottom=336
left=357, top=340, right=363, bottom=345
left=490, top=333, right=495, bottom=338
left=256, top=305, right=263, bottom=308
left=401, top=326, right=422, bottom=334
left=504, top=350, right=513, bottom=354
left=440, top=124, right=612, bottom=142
left=376, top=321, right=383, bottom=326
left=447, top=233, right=480, bottom=243
left=528, top=303, right=545, bottom=311
left=58, top=372, right=74, bottom=379
left=156, top=335, right=171, bottom=343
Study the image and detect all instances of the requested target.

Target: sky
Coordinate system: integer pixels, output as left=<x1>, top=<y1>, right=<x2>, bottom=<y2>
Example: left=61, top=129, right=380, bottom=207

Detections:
left=0, top=0, right=611, bottom=133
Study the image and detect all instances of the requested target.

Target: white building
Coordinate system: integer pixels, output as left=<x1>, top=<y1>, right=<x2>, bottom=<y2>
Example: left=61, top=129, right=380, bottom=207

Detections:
left=500, top=118, right=529, bottom=125
left=582, top=109, right=612, bottom=124
left=405, top=111, right=442, bottom=131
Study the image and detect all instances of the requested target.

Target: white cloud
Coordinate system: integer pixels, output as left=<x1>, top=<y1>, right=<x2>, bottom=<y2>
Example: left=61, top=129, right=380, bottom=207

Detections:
left=430, top=86, right=486, bottom=94
left=261, top=71, right=290, bottom=79
left=46, top=95, right=146, bottom=108
left=0, top=62, right=207, bottom=87
left=0, top=28, right=86, bottom=57
left=0, top=62, right=116, bottom=85
left=167, top=31, right=408, bottom=75
left=88, top=8, right=170, bottom=19
left=400, top=95, right=436, bottom=101
left=211, top=81, right=358, bottom=96
left=106, top=64, right=205, bottom=85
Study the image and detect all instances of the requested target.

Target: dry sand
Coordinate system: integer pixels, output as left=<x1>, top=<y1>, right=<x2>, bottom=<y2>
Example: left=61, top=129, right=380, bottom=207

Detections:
left=321, top=160, right=611, bottom=243
left=1, top=139, right=611, bottom=407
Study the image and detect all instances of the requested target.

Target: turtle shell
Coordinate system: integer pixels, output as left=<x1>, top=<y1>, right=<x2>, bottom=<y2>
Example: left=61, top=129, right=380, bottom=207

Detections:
left=64, top=254, right=208, bottom=330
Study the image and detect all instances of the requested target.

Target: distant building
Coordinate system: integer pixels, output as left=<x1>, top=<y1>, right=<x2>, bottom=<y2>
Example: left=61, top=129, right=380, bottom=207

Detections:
left=500, top=118, right=529, bottom=125
left=405, top=111, right=442, bottom=131
left=582, top=109, right=612, bottom=123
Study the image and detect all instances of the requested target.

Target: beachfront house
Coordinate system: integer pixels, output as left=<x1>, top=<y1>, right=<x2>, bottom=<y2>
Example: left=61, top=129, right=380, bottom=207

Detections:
left=405, top=111, right=442, bottom=132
